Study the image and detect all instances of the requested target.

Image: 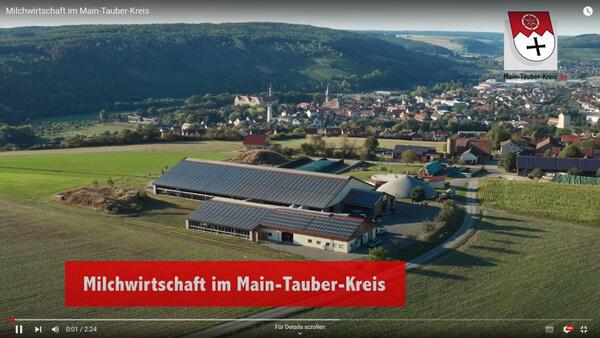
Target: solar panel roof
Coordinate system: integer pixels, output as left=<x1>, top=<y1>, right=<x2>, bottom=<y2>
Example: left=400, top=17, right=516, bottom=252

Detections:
left=187, top=200, right=371, bottom=241
left=342, top=189, right=383, bottom=208
left=154, top=159, right=352, bottom=209
left=517, top=156, right=600, bottom=173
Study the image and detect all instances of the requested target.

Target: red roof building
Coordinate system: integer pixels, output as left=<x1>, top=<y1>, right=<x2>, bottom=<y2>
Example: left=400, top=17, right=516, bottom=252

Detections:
left=561, top=134, right=584, bottom=144
left=243, top=134, right=270, bottom=149
left=469, top=139, right=492, bottom=157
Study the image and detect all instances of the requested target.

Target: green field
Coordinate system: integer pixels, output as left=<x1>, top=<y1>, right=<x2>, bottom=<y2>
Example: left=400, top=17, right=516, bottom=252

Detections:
left=0, top=142, right=302, bottom=337
left=0, top=149, right=235, bottom=202
left=233, top=209, right=600, bottom=337
left=0, top=196, right=300, bottom=337
left=561, top=48, right=600, bottom=61
left=50, top=122, right=135, bottom=137
left=478, top=178, right=600, bottom=225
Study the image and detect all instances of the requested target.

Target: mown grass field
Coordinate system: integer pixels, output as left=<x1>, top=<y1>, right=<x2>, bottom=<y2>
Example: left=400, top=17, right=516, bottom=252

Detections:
left=478, top=178, right=600, bottom=225
left=0, top=148, right=236, bottom=202
left=232, top=210, right=600, bottom=337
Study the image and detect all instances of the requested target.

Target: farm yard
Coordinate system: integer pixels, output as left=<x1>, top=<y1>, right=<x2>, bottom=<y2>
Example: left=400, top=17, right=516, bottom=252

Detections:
left=478, top=178, right=600, bottom=225
left=231, top=209, right=600, bottom=338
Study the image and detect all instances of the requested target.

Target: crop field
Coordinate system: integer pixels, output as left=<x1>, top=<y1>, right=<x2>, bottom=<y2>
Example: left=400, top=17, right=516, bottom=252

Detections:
left=0, top=197, right=300, bottom=337
left=401, top=34, right=464, bottom=52
left=233, top=210, right=600, bottom=337
left=478, top=178, right=600, bottom=225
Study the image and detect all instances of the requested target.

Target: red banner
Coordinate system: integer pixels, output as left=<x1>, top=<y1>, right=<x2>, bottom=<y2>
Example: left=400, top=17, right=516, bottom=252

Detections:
left=508, top=11, right=553, bottom=38
left=65, top=261, right=405, bottom=307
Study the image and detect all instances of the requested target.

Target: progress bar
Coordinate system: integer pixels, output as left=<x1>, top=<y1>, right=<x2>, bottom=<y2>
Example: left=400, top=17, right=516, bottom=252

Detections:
left=10, top=318, right=594, bottom=322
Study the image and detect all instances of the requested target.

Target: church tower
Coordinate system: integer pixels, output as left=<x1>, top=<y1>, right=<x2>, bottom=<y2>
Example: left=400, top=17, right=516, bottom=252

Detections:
left=558, top=112, right=571, bottom=130
left=265, top=83, right=276, bottom=123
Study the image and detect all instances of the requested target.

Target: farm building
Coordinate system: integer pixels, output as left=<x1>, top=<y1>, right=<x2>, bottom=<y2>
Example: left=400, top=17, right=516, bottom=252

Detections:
left=243, top=134, right=270, bottom=149
left=186, top=199, right=377, bottom=253
left=279, top=157, right=370, bottom=174
left=154, top=159, right=391, bottom=214
left=422, top=160, right=444, bottom=176
left=392, top=145, right=439, bottom=162
left=447, top=137, right=491, bottom=163
left=376, top=175, right=437, bottom=199
left=516, top=156, right=600, bottom=174
left=500, top=139, right=531, bottom=155
left=460, top=149, right=479, bottom=164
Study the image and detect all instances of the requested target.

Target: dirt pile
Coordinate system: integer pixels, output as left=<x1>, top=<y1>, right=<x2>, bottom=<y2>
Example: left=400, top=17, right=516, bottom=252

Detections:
left=60, top=187, right=144, bottom=214
left=227, top=149, right=288, bottom=165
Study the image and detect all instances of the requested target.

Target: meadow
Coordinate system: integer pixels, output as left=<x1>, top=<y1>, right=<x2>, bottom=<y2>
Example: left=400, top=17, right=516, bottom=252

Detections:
left=478, top=178, right=600, bottom=225
left=50, top=122, right=134, bottom=137
left=0, top=151, right=234, bottom=202
left=232, top=209, right=600, bottom=337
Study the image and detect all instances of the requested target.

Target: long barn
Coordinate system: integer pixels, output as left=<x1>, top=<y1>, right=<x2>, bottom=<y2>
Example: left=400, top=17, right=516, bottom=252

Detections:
left=516, top=155, right=600, bottom=174
left=153, top=159, right=387, bottom=213
left=186, top=198, right=377, bottom=253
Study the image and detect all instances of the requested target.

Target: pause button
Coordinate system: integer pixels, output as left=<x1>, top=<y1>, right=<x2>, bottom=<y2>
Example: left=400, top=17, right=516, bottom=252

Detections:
left=15, top=325, right=23, bottom=334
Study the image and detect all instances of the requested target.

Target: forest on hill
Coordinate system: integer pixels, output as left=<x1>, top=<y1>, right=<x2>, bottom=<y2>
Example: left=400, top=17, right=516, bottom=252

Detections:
left=0, top=22, right=472, bottom=122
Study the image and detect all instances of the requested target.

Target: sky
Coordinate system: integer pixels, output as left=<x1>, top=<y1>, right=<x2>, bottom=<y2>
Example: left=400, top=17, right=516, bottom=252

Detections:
left=0, top=0, right=598, bottom=35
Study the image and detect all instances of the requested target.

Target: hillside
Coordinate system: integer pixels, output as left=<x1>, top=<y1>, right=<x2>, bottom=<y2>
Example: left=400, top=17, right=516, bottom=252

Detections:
left=394, top=31, right=600, bottom=58
left=0, top=23, right=471, bottom=122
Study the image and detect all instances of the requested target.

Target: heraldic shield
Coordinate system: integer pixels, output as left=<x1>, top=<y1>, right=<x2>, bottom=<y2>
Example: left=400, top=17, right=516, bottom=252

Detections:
left=508, top=11, right=555, bottom=62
